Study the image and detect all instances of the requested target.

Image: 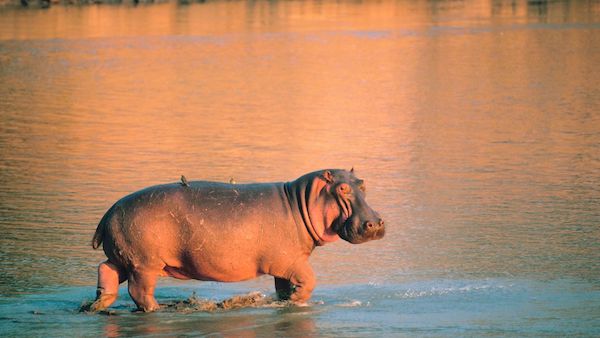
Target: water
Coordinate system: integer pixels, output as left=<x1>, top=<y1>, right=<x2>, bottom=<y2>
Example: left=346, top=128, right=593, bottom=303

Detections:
left=1, top=0, right=599, bottom=336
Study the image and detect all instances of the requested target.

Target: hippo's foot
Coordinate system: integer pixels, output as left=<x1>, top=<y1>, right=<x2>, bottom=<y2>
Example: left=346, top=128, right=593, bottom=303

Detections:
left=130, top=295, right=160, bottom=313
left=128, top=270, right=160, bottom=312
left=88, top=293, right=118, bottom=312
left=132, top=304, right=160, bottom=313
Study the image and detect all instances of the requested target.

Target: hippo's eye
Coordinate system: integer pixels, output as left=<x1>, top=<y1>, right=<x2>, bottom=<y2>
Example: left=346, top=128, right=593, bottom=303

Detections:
left=355, top=179, right=366, bottom=193
left=338, top=183, right=352, bottom=195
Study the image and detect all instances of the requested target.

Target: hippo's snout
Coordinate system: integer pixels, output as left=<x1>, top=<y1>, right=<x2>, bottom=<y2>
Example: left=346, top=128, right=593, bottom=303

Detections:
left=363, top=219, right=385, bottom=240
left=339, top=216, right=385, bottom=244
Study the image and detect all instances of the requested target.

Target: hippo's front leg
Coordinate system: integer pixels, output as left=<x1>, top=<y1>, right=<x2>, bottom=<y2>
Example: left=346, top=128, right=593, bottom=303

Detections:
left=275, top=261, right=315, bottom=304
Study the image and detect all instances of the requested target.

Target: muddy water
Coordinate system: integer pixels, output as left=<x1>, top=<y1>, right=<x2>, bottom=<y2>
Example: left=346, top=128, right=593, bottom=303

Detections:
left=1, top=0, right=600, bottom=336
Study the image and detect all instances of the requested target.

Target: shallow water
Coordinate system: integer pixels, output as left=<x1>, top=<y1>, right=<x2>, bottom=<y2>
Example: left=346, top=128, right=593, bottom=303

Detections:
left=1, top=0, right=600, bottom=336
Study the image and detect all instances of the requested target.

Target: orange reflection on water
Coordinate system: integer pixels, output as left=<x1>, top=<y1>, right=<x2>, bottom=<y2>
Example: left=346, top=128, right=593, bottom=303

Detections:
left=0, top=0, right=599, bottom=297
left=1, top=0, right=599, bottom=40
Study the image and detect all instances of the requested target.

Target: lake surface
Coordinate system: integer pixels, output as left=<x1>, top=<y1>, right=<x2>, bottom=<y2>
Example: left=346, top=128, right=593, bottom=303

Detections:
left=1, top=0, right=599, bottom=336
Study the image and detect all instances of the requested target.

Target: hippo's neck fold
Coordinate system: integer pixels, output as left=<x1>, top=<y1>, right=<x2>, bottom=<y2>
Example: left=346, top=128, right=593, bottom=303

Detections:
left=284, top=177, right=324, bottom=247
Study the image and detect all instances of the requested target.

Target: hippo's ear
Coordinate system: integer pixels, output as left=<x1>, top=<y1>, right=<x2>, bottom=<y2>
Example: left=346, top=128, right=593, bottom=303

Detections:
left=322, top=170, right=334, bottom=183
left=350, top=167, right=354, bottom=174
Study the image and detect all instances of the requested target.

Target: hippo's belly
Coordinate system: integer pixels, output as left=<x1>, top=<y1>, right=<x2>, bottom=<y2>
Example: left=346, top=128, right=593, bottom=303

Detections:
left=161, top=257, right=264, bottom=282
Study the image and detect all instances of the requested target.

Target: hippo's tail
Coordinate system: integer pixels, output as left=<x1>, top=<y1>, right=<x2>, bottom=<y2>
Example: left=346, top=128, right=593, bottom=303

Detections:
left=92, top=204, right=115, bottom=249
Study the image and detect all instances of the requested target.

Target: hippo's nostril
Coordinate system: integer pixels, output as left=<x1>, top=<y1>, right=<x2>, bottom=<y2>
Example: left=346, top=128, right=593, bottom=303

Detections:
left=379, top=219, right=384, bottom=226
left=365, top=221, right=374, bottom=229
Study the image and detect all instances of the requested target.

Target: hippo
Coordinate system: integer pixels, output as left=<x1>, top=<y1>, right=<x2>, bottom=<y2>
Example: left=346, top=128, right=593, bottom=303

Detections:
left=89, top=169, right=385, bottom=312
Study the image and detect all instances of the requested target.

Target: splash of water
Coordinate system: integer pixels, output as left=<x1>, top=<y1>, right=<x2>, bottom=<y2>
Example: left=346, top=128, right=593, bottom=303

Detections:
left=80, top=291, right=294, bottom=314
left=164, top=291, right=291, bottom=313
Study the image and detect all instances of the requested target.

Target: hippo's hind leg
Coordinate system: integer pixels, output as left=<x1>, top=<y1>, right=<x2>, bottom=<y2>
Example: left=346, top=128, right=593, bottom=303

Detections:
left=128, top=270, right=160, bottom=312
left=89, top=261, right=126, bottom=312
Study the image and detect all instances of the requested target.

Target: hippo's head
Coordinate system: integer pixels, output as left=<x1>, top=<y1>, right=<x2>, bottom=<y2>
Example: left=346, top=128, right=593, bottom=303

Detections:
left=325, top=169, right=385, bottom=244
left=292, top=169, right=385, bottom=245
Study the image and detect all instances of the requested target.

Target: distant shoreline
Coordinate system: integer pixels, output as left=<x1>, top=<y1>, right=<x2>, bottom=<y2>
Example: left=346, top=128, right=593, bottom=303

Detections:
left=1, top=0, right=205, bottom=8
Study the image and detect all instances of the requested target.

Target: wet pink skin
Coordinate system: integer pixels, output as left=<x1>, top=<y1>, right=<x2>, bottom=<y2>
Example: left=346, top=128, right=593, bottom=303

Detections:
left=89, top=169, right=384, bottom=312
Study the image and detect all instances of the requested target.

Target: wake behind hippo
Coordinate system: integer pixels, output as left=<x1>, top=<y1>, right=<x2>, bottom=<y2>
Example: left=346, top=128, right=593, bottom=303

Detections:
left=89, top=169, right=385, bottom=312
